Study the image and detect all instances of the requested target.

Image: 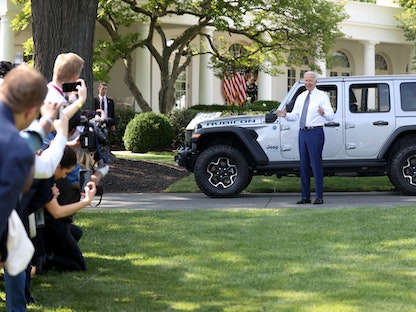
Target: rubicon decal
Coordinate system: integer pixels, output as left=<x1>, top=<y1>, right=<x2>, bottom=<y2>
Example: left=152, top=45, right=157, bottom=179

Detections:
left=204, top=119, right=257, bottom=127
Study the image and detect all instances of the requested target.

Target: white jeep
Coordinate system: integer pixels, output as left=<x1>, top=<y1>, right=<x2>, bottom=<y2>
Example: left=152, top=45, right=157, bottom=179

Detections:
left=176, top=75, right=416, bottom=197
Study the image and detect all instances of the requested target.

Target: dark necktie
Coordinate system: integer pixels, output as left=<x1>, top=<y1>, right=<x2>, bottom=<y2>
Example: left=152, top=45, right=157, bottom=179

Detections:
left=299, top=92, right=310, bottom=129
left=101, top=97, right=105, bottom=110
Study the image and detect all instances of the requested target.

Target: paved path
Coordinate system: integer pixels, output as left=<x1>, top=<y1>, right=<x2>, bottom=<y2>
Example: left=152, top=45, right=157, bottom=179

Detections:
left=89, top=192, right=416, bottom=211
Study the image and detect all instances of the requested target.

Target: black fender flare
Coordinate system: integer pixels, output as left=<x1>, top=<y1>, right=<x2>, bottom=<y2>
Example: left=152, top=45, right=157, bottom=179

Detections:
left=191, top=126, right=269, bottom=165
left=378, top=125, right=416, bottom=159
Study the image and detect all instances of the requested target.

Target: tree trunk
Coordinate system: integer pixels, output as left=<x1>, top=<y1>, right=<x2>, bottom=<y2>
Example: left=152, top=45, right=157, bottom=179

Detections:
left=159, top=81, right=176, bottom=113
left=31, top=0, right=98, bottom=108
left=123, top=57, right=152, bottom=112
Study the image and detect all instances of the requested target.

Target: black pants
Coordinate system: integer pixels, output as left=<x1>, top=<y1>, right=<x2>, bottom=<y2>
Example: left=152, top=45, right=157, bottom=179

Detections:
left=43, top=218, right=86, bottom=271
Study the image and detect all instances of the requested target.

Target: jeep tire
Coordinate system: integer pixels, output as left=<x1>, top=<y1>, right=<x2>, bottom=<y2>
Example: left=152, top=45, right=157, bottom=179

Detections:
left=389, top=144, right=416, bottom=195
left=194, top=145, right=250, bottom=198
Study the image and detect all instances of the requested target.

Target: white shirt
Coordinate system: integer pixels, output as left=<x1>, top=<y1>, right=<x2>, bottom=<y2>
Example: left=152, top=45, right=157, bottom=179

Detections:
left=34, top=132, right=67, bottom=179
left=99, top=95, right=108, bottom=116
left=45, top=83, right=66, bottom=103
left=285, top=88, right=334, bottom=127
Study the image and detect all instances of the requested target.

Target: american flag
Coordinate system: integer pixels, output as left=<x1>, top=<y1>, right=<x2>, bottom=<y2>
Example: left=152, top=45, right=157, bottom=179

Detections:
left=223, top=71, right=247, bottom=105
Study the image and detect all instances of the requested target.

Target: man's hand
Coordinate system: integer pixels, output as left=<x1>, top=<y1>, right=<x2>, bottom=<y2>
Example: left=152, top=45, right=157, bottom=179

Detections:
left=53, top=112, right=68, bottom=137
left=51, top=183, right=60, bottom=199
left=76, top=79, right=87, bottom=104
left=275, top=107, right=287, bottom=117
left=67, top=135, right=81, bottom=149
left=82, top=181, right=97, bottom=203
left=40, top=102, right=61, bottom=120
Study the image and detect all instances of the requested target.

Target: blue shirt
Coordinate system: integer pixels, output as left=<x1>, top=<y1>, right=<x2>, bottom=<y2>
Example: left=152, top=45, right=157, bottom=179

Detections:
left=0, top=103, right=35, bottom=237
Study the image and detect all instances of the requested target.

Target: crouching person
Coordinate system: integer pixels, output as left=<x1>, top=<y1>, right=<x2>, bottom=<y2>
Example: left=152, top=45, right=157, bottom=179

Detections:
left=34, top=146, right=96, bottom=272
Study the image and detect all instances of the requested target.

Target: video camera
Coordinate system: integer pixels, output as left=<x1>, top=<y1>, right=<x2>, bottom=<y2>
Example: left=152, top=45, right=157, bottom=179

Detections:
left=79, top=110, right=112, bottom=162
left=0, top=61, right=16, bottom=79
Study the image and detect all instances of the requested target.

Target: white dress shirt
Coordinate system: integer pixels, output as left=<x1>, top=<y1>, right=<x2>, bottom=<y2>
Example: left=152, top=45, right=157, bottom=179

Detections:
left=285, top=88, right=334, bottom=127
left=34, top=132, right=67, bottom=179
left=99, top=96, right=108, bottom=117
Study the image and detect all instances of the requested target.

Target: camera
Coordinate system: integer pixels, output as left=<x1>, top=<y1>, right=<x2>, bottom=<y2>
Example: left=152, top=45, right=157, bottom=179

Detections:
left=79, top=168, right=92, bottom=192
left=0, top=61, right=16, bottom=79
left=79, top=110, right=112, bottom=162
left=62, top=81, right=81, bottom=92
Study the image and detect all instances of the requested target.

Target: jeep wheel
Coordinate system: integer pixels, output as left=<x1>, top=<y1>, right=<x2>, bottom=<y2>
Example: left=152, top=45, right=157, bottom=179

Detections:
left=389, top=145, right=416, bottom=195
left=194, top=145, right=250, bottom=198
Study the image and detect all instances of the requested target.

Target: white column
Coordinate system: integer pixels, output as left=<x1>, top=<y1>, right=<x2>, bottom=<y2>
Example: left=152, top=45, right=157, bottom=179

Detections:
left=257, top=68, right=272, bottom=101
left=360, top=40, right=379, bottom=76
left=315, top=58, right=327, bottom=77
left=198, top=26, right=214, bottom=105
left=408, top=45, right=415, bottom=74
left=135, top=23, right=151, bottom=105
left=0, top=13, right=15, bottom=62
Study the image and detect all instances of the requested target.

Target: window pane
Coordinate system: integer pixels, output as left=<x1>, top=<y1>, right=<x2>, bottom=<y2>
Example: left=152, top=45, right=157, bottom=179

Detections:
left=349, top=84, right=390, bottom=113
left=401, top=82, right=416, bottom=111
left=174, top=71, right=186, bottom=110
left=375, top=54, right=388, bottom=71
left=287, top=69, right=296, bottom=92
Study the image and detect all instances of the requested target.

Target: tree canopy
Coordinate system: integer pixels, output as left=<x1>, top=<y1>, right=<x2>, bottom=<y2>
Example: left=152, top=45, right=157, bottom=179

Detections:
left=96, top=0, right=347, bottom=112
left=396, top=0, right=416, bottom=70
left=11, top=0, right=347, bottom=113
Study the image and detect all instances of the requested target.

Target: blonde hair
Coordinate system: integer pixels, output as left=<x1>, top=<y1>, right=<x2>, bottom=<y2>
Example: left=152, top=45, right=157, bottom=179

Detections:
left=53, top=52, right=85, bottom=83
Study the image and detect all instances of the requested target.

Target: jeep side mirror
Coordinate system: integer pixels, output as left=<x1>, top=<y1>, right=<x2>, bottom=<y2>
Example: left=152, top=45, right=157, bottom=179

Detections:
left=265, top=113, right=278, bottom=123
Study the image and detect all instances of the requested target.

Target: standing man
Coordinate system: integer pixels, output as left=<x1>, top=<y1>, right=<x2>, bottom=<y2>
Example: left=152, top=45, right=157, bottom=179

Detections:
left=0, top=66, right=49, bottom=312
left=275, top=71, right=334, bottom=204
left=0, top=66, right=48, bottom=239
left=45, top=52, right=87, bottom=120
left=93, top=82, right=116, bottom=131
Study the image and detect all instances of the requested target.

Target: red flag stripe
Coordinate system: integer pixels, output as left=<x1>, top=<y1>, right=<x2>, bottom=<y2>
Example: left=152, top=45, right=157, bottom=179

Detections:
left=223, top=74, right=236, bottom=105
left=233, top=72, right=246, bottom=105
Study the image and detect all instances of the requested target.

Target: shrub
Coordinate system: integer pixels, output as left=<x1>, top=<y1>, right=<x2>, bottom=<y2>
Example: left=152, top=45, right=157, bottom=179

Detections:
left=123, top=112, right=174, bottom=153
left=191, top=101, right=279, bottom=114
left=167, top=109, right=199, bottom=149
left=109, top=106, right=136, bottom=149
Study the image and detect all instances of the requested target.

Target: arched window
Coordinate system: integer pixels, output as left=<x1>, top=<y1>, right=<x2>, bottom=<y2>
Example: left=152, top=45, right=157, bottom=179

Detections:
left=229, top=43, right=244, bottom=58
left=375, top=53, right=390, bottom=75
left=333, top=51, right=350, bottom=67
left=375, top=54, right=387, bottom=70
left=330, top=51, right=352, bottom=76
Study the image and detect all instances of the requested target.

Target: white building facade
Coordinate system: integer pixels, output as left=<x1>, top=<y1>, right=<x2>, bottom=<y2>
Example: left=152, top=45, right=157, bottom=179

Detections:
left=0, top=0, right=413, bottom=112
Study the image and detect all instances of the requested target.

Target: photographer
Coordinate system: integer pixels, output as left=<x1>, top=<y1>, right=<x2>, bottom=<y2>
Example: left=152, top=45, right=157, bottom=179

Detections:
left=51, top=109, right=109, bottom=207
left=30, top=146, right=96, bottom=272
left=0, top=65, right=52, bottom=312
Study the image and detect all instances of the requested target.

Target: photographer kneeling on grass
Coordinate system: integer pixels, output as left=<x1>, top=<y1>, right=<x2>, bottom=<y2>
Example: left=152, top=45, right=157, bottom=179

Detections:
left=31, top=146, right=96, bottom=273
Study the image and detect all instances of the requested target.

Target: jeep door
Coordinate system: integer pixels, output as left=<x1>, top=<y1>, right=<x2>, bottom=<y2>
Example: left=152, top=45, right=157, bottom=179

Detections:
left=279, top=82, right=344, bottom=159
left=345, top=81, right=395, bottom=157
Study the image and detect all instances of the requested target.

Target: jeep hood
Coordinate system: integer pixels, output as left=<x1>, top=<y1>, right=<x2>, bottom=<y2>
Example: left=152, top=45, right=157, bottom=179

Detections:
left=196, top=113, right=267, bottom=130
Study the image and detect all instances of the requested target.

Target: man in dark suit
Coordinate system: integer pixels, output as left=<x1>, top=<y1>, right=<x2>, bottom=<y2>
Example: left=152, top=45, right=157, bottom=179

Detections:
left=93, top=82, right=116, bottom=131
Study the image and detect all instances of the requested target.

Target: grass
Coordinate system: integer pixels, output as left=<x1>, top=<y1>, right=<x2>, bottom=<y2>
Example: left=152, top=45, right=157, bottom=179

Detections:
left=111, top=150, right=177, bottom=166
left=111, top=151, right=394, bottom=193
left=0, top=152, right=409, bottom=311
left=6, top=207, right=416, bottom=311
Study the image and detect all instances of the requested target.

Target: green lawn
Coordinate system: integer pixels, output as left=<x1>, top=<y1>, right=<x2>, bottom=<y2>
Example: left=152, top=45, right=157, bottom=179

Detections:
left=6, top=207, right=416, bottom=311
left=3, top=152, right=409, bottom=311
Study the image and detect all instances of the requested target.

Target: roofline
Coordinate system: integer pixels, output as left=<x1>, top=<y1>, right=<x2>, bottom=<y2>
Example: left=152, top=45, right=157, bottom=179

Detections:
left=298, top=74, right=416, bottom=84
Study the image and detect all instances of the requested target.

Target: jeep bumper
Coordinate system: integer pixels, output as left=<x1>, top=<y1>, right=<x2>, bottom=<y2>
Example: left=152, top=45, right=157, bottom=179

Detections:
left=175, top=149, right=197, bottom=172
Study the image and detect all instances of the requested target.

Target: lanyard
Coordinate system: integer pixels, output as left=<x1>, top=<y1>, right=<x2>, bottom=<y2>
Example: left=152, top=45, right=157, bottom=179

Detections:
left=50, top=83, right=64, bottom=97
